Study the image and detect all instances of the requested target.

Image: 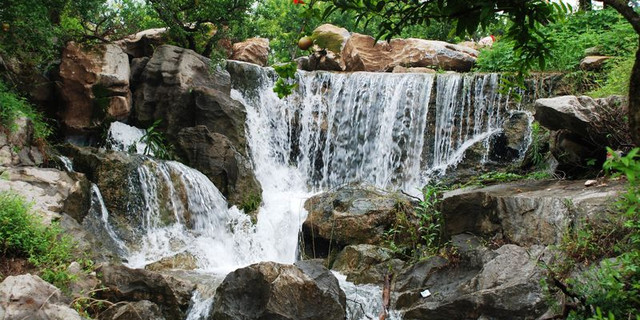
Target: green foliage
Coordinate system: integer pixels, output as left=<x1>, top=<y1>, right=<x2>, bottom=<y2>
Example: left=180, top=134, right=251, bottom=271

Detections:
left=61, top=0, right=164, bottom=41
left=568, top=251, right=640, bottom=319
left=530, top=121, right=550, bottom=168
left=589, top=56, right=634, bottom=98
left=139, top=119, right=177, bottom=160
left=476, top=8, right=637, bottom=72
left=240, top=193, right=262, bottom=215
left=604, top=147, right=640, bottom=243
left=385, top=183, right=445, bottom=261
left=0, top=81, right=51, bottom=141
left=0, top=191, right=74, bottom=288
left=273, top=62, right=299, bottom=98
left=555, top=148, right=640, bottom=320
left=146, top=0, right=255, bottom=56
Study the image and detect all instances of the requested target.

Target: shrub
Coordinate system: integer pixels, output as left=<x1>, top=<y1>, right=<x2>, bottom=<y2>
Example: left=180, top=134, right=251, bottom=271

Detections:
left=384, top=183, right=445, bottom=261
left=475, top=8, right=637, bottom=73
left=0, top=191, right=74, bottom=288
left=589, top=56, right=634, bottom=98
left=0, top=80, right=51, bottom=141
left=555, top=148, right=640, bottom=319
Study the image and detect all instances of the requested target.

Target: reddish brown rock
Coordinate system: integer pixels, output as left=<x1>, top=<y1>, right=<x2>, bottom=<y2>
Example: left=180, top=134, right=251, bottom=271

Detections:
left=341, top=33, right=478, bottom=72
left=388, top=38, right=478, bottom=72
left=342, top=33, right=393, bottom=72
left=231, top=38, right=270, bottom=66
left=58, top=42, right=131, bottom=134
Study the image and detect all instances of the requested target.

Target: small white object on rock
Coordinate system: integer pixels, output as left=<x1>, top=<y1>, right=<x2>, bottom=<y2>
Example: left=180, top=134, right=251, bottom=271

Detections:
left=584, top=179, right=598, bottom=187
left=420, top=289, right=432, bottom=298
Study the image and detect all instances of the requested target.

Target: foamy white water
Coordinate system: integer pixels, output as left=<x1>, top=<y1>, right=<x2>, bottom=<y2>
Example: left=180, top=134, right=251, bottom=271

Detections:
left=93, top=62, right=543, bottom=319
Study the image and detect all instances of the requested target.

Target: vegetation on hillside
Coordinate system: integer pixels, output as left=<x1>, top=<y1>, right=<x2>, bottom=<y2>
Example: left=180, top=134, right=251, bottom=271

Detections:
left=0, top=191, right=76, bottom=288
left=0, top=80, right=51, bottom=142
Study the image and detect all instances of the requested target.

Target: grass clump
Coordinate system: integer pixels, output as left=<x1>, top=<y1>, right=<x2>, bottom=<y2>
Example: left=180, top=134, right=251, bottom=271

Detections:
left=0, top=191, right=75, bottom=288
left=0, top=80, right=51, bottom=141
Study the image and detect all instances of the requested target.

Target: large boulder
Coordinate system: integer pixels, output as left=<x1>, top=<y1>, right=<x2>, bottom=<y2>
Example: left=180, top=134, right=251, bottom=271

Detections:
left=231, top=38, right=270, bottom=67
left=332, top=244, right=404, bottom=284
left=0, top=116, right=45, bottom=167
left=98, top=264, right=195, bottom=320
left=579, top=55, right=611, bottom=71
left=177, top=126, right=261, bottom=210
left=61, top=146, right=144, bottom=236
left=535, top=95, right=601, bottom=138
left=534, top=95, right=628, bottom=176
left=210, top=261, right=346, bottom=320
left=388, top=38, right=479, bottom=72
left=133, top=45, right=234, bottom=141
left=115, top=28, right=168, bottom=58
left=341, top=33, right=393, bottom=72
left=0, top=274, right=83, bottom=320
left=0, top=166, right=91, bottom=223
left=341, top=33, right=478, bottom=72
left=311, top=24, right=351, bottom=54
left=98, top=300, right=166, bottom=320
left=395, top=241, right=551, bottom=320
left=440, top=179, right=625, bottom=246
left=58, top=42, right=131, bottom=134
left=302, top=185, right=406, bottom=259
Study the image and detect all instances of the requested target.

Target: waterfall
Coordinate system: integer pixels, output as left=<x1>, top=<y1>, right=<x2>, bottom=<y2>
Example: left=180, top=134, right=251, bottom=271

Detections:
left=233, top=63, right=530, bottom=193
left=105, top=121, right=148, bottom=155
left=94, top=62, right=541, bottom=320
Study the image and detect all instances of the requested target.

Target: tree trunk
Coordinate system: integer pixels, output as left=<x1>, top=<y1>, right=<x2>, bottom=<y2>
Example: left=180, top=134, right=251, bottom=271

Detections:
left=601, top=0, right=640, bottom=146
left=579, top=0, right=592, bottom=11
left=630, top=40, right=640, bottom=146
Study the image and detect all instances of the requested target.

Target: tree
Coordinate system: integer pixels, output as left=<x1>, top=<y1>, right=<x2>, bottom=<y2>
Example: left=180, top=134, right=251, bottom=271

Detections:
left=320, top=0, right=640, bottom=146
left=146, top=0, right=256, bottom=57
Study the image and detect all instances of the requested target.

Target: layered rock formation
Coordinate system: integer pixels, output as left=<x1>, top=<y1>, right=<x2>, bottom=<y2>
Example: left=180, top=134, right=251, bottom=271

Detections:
left=132, top=45, right=261, bottom=206
left=230, top=38, right=270, bottom=67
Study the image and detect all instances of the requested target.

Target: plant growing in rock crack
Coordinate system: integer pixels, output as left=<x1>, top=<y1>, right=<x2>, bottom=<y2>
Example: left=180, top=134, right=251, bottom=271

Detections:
left=385, top=183, right=445, bottom=262
left=139, top=119, right=177, bottom=160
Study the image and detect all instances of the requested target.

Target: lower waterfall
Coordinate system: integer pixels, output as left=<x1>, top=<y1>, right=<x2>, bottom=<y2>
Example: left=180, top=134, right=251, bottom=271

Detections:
left=93, top=62, right=543, bottom=319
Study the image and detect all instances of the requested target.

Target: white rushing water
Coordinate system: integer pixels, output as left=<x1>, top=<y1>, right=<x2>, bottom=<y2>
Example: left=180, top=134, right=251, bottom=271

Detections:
left=105, top=121, right=149, bottom=155
left=95, top=63, right=537, bottom=319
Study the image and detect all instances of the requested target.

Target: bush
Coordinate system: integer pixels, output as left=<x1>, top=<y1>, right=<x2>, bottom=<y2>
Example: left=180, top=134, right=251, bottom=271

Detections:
left=589, top=56, right=634, bottom=98
left=557, top=148, right=640, bottom=320
left=475, top=8, right=637, bottom=72
left=0, top=191, right=74, bottom=287
left=0, top=80, right=51, bottom=141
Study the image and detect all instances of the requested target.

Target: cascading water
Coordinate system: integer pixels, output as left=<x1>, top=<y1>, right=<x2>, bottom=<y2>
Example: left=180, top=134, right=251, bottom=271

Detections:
left=93, top=61, right=541, bottom=320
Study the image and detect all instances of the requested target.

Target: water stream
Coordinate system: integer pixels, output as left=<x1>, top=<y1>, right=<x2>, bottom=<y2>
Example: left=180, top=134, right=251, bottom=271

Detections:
left=93, top=63, right=540, bottom=319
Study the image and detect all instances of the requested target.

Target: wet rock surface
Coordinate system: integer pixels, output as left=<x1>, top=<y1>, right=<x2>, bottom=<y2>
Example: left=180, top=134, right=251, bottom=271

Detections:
left=177, top=126, right=261, bottom=211
left=211, top=261, right=346, bottom=320
left=98, top=264, right=195, bottom=320
left=302, top=185, right=407, bottom=259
